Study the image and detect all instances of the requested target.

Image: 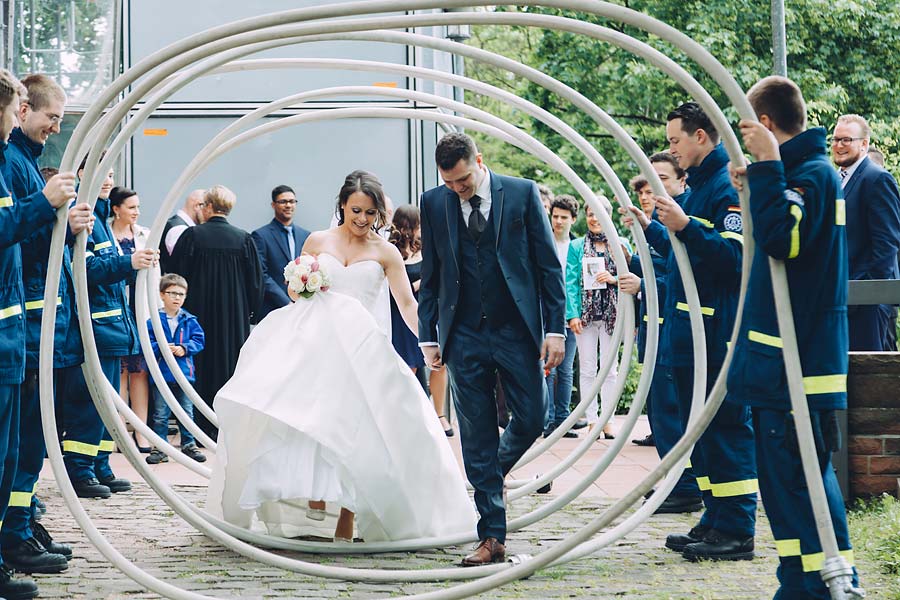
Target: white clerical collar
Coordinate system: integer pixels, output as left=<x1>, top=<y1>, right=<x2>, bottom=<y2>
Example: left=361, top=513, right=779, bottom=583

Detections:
left=177, top=209, right=196, bottom=227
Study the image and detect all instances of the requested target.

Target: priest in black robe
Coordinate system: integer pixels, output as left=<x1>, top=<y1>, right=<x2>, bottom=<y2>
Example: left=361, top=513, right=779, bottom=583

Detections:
left=169, top=185, right=264, bottom=440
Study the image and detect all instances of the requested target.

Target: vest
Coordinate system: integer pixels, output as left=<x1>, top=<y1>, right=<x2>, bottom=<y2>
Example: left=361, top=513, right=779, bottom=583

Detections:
left=159, top=213, right=188, bottom=274
left=456, top=203, right=517, bottom=331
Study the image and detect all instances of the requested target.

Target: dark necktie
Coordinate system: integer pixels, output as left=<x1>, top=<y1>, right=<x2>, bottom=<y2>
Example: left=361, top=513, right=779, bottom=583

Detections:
left=468, top=195, right=486, bottom=239
left=839, top=168, right=849, bottom=184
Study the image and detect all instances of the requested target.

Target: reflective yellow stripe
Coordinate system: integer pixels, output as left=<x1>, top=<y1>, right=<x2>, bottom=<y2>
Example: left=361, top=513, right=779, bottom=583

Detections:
left=0, top=304, right=22, bottom=320
left=685, top=460, right=692, bottom=468
left=8, top=491, right=32, bottom=508
left=788, top=204, right=803, bottom=259
left=676, top=302, right=715, bottom=316
left=803, top=374, right=847, bottom=395
left=62, top=440, right=99, bottom=457
left=696, top=476, right=711, bottom=491
left=91, top=308, right=122, bottom=319
left=32, top=481, right=38, bottom=493
left=0, top=196, right=12, bottom=208
left=689, top=215, right=714, bottom=228
left=801, top=550, right=854, bottom=573
left=835, top=200, right=846, bottom=226
left=775, top=538, right=801, bottom=557
left=748, top=330, right=783, bottom=348
left=98, top=440, right=115, bottom=452
left=24, top=297, right=62, bottom=311
left=642, top=314, right=664, bottom=324
left=720, top=231, right=743, bottom=243
left=710, top=478, right=758, bottom=497
left=93, top=240, right=112, bottom=251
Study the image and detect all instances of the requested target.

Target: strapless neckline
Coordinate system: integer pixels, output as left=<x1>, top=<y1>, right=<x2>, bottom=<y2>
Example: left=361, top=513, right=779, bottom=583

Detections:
left=317, top=252, right=381, bottom=270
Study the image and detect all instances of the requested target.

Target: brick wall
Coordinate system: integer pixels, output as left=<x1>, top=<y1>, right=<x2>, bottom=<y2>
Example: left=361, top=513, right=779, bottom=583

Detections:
left=848, top=352, right=900, bottom=497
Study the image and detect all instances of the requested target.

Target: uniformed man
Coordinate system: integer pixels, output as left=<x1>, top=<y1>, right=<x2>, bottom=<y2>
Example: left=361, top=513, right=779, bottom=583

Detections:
left=620, top=152, right=702, bottom=514
left=634, top=102, right=757, bottom=561
left=0, top=73, right=86, bottom=577
left=59, top=155, right=157, bottom=499
left=730, top=75, right=859, bottom=598
left=0, top=69, right=86, bottom=598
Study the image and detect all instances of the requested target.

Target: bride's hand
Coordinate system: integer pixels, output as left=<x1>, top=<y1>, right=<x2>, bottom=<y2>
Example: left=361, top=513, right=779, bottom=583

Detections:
left=287, top=286, right=299, bottom=302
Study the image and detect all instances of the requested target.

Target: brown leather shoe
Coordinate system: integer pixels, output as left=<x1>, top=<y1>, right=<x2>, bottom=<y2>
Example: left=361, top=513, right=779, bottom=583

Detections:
left=461, top=537, right=505, bottom=566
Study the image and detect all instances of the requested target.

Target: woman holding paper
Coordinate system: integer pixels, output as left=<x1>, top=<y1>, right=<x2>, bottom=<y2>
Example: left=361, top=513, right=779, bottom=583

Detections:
left=565, top=195, right=630, bottom=439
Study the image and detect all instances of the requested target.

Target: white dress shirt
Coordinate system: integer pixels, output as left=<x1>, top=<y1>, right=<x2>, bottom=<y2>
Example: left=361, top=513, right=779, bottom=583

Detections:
left=839, top=153, right=867, bottom=190
left=165, top=209, right=197, bottom=254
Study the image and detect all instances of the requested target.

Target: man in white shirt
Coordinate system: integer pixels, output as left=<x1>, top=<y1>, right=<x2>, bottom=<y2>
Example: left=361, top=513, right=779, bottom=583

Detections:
left=160, top=189, right=205, bottom=273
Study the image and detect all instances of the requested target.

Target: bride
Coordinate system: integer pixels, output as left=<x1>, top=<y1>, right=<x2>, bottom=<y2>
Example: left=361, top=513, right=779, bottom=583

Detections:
left=206, top=170, right=476, bottom=543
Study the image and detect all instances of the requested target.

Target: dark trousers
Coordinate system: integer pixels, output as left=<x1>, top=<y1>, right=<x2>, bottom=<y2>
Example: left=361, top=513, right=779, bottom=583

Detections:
left=672, top=365, right=757, bottom=538
left=754, top=409, right=858, bottom=599
left=444, top=320, right=544, bottom=544
left=848, top=304, right=898, bottom=351
left=0, top=384, right=20, bottom=565
left=63, top=358, right=118, bottom=482
left=648, top=365, right=700, bottom=499
left=1, top=367, right=74, bottom=545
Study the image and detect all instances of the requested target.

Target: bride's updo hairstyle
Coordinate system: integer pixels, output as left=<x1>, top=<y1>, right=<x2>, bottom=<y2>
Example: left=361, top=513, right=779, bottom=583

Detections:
left=335, top=170, right=388, bottom=230
left=388, top=204, right=421, bottom=260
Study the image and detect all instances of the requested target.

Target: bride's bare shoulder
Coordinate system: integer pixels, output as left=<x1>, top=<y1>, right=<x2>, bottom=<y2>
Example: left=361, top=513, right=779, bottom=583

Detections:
left=302, top=229, right=336, bottom=253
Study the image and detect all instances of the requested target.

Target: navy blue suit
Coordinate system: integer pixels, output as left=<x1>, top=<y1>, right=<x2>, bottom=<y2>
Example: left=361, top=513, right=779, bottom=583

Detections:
left=251, top=219, right=310, bottom=320
left=418, top=171, right=565, bottom=543
left=842, top=156, right=900, bottom=351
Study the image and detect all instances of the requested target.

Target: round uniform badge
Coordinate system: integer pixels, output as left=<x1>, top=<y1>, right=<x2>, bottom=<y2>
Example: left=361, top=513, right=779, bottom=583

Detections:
left=723, top=212, right=742, bottom=232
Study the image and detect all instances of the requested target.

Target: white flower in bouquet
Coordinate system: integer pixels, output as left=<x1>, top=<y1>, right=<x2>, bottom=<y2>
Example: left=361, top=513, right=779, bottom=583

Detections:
left=284, top=255, right=331, bottom=299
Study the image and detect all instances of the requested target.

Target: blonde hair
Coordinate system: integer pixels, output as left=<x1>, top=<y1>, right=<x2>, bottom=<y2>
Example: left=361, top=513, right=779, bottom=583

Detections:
left=837, top=114, right=871, bottom=140
left=205, top=185, right=236, bottom=215
left=20, top=74, right=65, bottom=111
left=0, top=69, right=21, bottom=110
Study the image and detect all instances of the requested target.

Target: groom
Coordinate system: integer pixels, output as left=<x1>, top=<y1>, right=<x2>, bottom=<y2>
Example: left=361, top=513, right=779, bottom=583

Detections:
left=418, top=132, right=566, bottom=565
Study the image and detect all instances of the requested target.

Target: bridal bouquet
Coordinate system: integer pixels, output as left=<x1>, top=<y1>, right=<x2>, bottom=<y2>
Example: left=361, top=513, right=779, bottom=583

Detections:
left=284, top=255, right=331, bottom=299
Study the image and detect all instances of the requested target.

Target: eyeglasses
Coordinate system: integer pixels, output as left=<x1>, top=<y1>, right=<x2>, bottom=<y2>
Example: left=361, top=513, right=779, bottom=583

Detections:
left=26, top=103, right=62, bottom=126
left=830, top=136, right=865, bottom=146
left=274, top=199, right=298, bottom=205
left=164, top=291, right=186, bottom=298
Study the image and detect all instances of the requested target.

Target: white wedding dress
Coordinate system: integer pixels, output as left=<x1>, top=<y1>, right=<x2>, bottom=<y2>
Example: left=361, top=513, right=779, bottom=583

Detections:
left=206, top=253, right=476, bottom=542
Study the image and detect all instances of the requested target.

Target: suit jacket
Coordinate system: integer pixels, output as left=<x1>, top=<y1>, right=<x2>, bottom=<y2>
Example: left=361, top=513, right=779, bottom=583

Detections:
left=251, top=218, right=311, bottom=319
left=843, top=156, right=900, bottom=282
left=418, top=171, right=565, bottom=353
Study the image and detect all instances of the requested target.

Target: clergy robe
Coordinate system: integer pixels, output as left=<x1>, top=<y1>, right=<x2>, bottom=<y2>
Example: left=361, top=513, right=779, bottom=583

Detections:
left=169, top=215, right=264, bottom=440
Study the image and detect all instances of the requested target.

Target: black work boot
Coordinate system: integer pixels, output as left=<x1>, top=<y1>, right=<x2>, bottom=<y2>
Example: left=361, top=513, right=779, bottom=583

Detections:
left=682, top=528, right=755, bottom=562
left=1, top=537, right=68, bottom=574
left=97, top=474, right=132, bottom=493
left=0, top=564, right=38, bottom=599
left=665, top=523, right=710, bottom=552
left=31, top=520, right=72, bottom=559
left=72, top=478, right=111, bottom=499
left=654, top=495, right=704, bottom=514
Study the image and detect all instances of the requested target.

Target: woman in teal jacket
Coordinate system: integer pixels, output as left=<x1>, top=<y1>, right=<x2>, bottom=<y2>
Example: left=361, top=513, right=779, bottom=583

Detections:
left=566, top=195, right=631, bottom=439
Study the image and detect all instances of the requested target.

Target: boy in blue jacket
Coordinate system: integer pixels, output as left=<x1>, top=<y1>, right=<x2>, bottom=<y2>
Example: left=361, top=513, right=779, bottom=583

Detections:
left=146, top=274, right=206, bottom=464
left=730, top=76, right=859, bottom=599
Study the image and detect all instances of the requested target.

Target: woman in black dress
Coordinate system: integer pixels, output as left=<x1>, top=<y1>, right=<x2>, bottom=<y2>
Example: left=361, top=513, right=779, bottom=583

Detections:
left=388, top=205, right=452, bottom=436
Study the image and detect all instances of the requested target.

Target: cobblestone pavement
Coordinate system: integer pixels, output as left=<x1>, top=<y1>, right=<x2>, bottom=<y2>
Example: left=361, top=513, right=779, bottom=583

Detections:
left=23, top=481, right=893, bottom=600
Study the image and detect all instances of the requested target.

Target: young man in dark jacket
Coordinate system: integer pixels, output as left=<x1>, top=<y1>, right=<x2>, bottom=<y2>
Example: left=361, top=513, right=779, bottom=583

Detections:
left=730, top=76, right=859, bottom=599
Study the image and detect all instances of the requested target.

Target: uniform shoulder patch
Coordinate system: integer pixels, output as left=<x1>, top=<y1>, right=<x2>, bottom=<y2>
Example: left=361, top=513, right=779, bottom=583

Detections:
left=785, top=189, right=805, bottom=206
left=727, top=205, right=741, bottom=212
left=723, top=212, right=742, bottom=232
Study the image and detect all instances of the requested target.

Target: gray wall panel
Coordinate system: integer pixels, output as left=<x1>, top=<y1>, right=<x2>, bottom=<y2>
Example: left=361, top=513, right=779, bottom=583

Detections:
left=130, top=116, right=411, bottom=235
left=128, top=0, right=409, bottom=102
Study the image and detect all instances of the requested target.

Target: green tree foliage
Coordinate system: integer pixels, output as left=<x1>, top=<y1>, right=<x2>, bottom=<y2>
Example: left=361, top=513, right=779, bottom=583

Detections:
left=466, top=1, right=900, bottom=199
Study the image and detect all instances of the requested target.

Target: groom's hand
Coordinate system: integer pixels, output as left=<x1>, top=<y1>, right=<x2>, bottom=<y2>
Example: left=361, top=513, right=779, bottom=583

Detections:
left=422, top=345, right=444, bottom=371
left=541, top=336, right=565, bottom=370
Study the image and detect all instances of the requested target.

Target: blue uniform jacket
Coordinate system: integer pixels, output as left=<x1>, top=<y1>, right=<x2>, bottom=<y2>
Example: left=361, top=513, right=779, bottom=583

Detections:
left=0, top=141, right=57, bottom=384
left=4, top=128, right=83, bottom=369
left=84, top=197, right=140, bottom=358
left=147, top=308, right=205, bottom=383
left=644, top=144, right=743, bottom=369
left=727, top=127, right=848, bottom=411
left=628, top=191, right=689, bottom=364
